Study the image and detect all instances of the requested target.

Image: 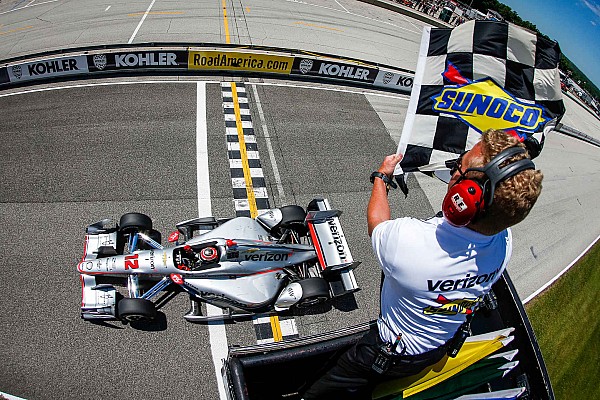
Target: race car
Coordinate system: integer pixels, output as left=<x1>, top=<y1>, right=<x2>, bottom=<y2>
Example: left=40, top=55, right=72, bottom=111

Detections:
left=77, top=198, right=360, bottom=323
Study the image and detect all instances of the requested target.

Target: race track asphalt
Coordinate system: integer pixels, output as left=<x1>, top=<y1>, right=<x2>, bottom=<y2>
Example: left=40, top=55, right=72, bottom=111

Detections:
left=1, top=1, right=600, bottom=399
left=0, top=80, right=429, bottom=399
left=2, top=76, right=599, bottom=400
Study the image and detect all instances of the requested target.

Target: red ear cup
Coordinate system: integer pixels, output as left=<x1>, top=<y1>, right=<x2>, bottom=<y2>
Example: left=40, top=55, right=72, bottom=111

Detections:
left=442, top=180, right=485, bottom=227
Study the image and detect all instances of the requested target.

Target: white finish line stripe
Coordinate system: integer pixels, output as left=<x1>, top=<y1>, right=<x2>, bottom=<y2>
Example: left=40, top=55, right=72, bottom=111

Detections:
left=197, top=82, right=211, bottom=217
left=197, top=82, right=228, bottom=400
left=128, top=0, right=156, bottom=44
left=251, top=84, right=287, bottom=204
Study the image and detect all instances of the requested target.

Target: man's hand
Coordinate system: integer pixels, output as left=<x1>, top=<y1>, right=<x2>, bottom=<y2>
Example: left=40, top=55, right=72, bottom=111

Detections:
left=368, top=154, right=403, bottom=236
left=378, top=153, right=403, bottom=177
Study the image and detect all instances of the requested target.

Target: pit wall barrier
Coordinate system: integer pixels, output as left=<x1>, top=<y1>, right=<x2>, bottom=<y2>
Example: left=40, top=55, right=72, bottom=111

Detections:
left=0, top=44, right=414, bottom=94
left=556, top=123, right=600, bottom=147
left=357, top=0, right=453, bottom=28
left=0, top=43, right=596, bottom=147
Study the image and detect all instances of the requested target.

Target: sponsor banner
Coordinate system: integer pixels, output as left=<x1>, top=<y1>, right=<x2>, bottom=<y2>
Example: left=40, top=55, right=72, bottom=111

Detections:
left=433, top=64, right=549, bottom=134
left=188, top=51, right=293, bottom=74
left=291, top=57, right=378, bottom=84
left=87, top=51, right=188, bottom=72
left=373, top=69, right=414, bottom=93
left=0, top=66, right=9, bottom=84
left=7, top=55, right=89, bottom=82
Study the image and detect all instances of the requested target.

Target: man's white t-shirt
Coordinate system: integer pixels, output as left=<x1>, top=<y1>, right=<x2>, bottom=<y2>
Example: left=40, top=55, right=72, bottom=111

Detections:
left=371, top=216, right=512, bottom=356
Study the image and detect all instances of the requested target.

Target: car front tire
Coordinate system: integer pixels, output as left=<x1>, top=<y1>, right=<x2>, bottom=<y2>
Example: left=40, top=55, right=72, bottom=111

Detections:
left=117, top=298, right=157, bottom=322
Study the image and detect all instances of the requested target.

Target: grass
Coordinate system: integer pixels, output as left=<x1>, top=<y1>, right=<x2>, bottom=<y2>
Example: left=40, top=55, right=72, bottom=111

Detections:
left=525, top=242, right=600, bottom=400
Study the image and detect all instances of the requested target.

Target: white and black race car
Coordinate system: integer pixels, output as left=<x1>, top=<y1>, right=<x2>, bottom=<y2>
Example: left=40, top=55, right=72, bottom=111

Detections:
left=78, top=198, right=360, bottom=323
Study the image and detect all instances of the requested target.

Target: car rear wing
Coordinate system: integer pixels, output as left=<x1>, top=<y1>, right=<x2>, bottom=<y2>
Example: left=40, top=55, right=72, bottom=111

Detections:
left=306, top=198, right=360, bottom=296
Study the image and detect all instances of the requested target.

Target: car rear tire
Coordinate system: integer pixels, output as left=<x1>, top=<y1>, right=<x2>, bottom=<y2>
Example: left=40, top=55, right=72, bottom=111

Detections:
left=119, top=213, right=153, bottom=233
left=118, top=298, right=157, bottom=322
left=296, top=278, right=330, bottom=308
left=278, top=205, right=308, bottom=236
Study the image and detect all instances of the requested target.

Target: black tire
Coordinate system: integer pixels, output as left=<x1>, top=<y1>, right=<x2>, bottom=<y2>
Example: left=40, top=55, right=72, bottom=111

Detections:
left=119, top=212, right=152, bottom=233
left=296, top=278, right=330, bottom=308
left=278, top=205, right=308, bottom=236
left=117, top=298, right=157, bottom=322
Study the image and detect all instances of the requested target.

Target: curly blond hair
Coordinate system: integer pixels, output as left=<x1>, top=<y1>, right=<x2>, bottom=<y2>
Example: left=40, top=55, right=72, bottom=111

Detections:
left=468, top=129, right=543, bottom=235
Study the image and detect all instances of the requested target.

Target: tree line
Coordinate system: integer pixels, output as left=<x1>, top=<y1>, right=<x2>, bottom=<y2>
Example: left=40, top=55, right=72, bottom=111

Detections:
left=469, top=0, right=600, bottom=101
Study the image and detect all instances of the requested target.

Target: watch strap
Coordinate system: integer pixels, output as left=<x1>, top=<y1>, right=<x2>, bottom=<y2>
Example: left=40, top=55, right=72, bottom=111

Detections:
left=370, top=172, right=397, bottom=189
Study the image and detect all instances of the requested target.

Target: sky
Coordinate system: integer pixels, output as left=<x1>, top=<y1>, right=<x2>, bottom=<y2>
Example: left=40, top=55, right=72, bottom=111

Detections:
left=498, top=0, right=600, bottom=89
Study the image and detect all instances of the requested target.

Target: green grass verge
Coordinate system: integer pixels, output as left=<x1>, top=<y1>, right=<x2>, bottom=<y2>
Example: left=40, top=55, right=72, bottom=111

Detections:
left=525, top=242, right=600, bottom=400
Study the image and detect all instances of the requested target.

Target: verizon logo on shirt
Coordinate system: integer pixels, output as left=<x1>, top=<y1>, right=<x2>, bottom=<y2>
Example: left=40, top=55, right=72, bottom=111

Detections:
left=427, top=267, right=501, bottom=292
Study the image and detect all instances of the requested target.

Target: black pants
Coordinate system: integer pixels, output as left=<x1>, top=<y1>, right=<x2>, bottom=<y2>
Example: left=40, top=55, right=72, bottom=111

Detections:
left=302, top=327, right=447, bottom=400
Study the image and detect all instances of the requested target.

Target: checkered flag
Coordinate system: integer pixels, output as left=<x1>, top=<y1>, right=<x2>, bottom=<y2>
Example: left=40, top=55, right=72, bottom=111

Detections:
left=395, top=20, right=565, bottom=178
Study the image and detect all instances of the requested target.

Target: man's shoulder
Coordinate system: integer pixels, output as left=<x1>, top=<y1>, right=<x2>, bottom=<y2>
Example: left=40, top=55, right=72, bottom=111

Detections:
left=374, top=216, right=440, bottom=236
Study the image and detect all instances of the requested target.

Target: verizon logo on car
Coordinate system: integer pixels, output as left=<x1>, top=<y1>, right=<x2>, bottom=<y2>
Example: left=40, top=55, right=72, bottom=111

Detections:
left=328, top=219, right=347, bottom=260
left=115, top=52, right=177, bottom=67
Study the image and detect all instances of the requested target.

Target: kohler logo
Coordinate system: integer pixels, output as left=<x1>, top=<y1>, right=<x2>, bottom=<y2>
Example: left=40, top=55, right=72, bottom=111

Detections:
left=115, top=53, right=177, bottom=67
left=318, top=63, right=370, bottom=80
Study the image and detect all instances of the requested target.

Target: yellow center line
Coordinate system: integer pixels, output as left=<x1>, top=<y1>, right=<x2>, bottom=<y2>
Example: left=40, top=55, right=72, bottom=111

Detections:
left=294, top=21, right=343, bottom=32
left=270, top=315, right=283, bottom=342
left=230, top=82, right=258, bottom=218
left=231, top=83, right=284, bottom=342
left=127, top=11, right=185, bottom=16
left=0, top=25, right=33, bottom=35
left=222, top=0, right=231, bottom=44
left=229, top=83, right=284, bottom=342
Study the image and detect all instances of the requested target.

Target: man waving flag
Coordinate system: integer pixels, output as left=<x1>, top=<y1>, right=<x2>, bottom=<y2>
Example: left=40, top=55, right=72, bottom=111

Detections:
left=395, top=20, right=565, bottom=184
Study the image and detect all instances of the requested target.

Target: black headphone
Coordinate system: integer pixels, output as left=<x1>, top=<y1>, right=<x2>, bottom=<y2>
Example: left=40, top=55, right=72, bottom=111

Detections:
left=442, top=147, right=536, bottom=227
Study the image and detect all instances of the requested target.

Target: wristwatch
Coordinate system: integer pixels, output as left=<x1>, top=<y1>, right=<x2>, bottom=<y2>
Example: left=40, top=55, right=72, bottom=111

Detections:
left=370, top=172, right=397, bottom=189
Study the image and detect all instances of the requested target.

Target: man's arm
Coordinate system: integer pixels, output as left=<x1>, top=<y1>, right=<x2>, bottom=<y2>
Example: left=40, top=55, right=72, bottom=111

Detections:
left=367, top=154, right=403, bottom=236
